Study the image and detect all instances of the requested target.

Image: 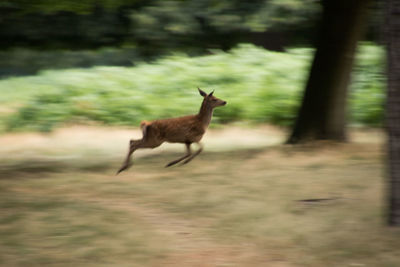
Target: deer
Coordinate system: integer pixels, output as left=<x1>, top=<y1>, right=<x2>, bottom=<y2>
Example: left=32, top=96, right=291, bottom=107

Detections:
left=116, top=88, right=227, bottom=174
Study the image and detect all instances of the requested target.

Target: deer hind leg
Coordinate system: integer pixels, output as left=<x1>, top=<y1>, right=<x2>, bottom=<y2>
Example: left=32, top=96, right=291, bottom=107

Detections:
left=117, top=123, right=164, bottom=174
left=181, top=142, right=203, bottom=165
left=165, top=142, right=192, bottom=168
left=117, top=135, right=163, bottom=174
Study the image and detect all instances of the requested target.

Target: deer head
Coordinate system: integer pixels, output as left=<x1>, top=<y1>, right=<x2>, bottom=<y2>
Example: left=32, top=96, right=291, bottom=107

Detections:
left=198, top=88, right=227, bottom=108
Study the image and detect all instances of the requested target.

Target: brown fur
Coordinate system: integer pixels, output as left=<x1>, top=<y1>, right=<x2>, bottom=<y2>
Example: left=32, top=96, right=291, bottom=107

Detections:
left=117, top=88, right=226, bottom=174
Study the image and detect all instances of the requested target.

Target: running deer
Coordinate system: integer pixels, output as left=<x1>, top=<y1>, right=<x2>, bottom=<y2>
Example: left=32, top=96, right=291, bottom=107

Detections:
left=117, top=88, right=227, bottom=174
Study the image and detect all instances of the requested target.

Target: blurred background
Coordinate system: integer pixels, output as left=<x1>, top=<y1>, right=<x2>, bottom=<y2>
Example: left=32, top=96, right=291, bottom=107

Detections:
left=0, top=0, right=385, bottom=131
left=1, top=1, right=398, bottom=267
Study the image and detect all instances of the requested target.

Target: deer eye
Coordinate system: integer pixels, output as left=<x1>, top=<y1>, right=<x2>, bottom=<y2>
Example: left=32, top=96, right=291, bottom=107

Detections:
left=212, top=99, right=217, bottom=102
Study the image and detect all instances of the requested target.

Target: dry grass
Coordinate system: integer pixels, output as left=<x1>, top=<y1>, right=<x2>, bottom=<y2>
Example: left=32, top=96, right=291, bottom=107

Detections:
left=1, top=125, right=399, bottom=266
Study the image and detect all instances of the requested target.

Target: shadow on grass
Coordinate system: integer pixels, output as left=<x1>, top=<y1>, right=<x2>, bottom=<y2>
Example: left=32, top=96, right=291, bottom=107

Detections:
left=0, top=158, right=114, bottom=178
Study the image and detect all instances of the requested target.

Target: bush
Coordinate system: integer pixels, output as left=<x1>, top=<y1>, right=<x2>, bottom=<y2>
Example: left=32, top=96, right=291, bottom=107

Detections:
left=0, top=44, right=386, bottom=132
left=349, top=44, right=386, bottom=126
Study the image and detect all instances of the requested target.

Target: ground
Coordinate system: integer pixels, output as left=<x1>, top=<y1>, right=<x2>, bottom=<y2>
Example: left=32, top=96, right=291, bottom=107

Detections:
left=1, top=125, right=399, bottom=267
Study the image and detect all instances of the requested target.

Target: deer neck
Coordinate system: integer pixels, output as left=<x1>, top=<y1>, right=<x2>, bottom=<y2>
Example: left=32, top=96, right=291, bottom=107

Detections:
left=198, top=101, right=214, bottom=128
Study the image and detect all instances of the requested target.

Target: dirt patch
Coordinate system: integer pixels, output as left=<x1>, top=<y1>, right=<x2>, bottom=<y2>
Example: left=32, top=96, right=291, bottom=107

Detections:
left=0, top=124, right=384, bottom=167
left=0, top=125, right=284, bottom=156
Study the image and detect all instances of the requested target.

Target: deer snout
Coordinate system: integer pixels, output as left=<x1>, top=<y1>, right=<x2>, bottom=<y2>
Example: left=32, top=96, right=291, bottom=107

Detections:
left=222, top=101, right=227, bottom=106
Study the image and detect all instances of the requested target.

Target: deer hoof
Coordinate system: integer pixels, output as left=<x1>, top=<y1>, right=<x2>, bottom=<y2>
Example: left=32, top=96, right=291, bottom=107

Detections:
left=116, top=162, right=133, bottom=174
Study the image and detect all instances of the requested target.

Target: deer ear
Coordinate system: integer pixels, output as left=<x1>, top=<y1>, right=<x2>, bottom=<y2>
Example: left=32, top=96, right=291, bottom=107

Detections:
left=208, top=90, right=214, bottom=96
left=198, top=87, right=207, bottom=97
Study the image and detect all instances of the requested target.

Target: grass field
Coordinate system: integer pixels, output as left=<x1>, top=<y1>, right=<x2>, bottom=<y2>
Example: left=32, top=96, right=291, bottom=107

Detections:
left=1, top=125, right=399, bottom=267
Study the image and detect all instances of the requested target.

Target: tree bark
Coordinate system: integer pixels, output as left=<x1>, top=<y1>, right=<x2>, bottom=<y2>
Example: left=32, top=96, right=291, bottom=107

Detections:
left=287, top=0, right=371, bottom=144
left=386, top=0, right=400, bottom=226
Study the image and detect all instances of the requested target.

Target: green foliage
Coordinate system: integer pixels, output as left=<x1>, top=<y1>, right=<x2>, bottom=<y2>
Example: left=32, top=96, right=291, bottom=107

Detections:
left=350, top=44, right=386, bottom=126
left=0, top=44, right=386, bottom=132
left=0, top=48, right=140, bottom=77
left=0, top=0, right=143, bottom=14
left=1, top=0, right=322, bottom=65
left=132, top=0, right=320, bottom=34
left=246, top=0, right=321, bottom=32
left=130, top=0, right=321, bottom=52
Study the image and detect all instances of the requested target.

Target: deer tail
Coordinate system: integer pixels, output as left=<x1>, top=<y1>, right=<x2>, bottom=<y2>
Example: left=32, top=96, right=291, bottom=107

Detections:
left=140, top=120, right=151, bottom=138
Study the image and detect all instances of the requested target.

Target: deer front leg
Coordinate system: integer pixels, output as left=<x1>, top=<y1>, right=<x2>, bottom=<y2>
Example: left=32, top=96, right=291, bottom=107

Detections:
left=116, top=139, right=141, bottom=174
left=180, top=142, right=203, bottom=165
left=165, top=142, right=192, bottom=167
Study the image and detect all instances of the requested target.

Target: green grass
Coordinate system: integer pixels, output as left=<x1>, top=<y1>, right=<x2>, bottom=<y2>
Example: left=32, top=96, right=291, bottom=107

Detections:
left=0, top=43, right=386, bottom=132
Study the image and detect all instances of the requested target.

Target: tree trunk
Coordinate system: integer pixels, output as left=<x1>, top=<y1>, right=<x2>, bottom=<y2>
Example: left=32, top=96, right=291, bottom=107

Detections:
left=287, top=0, right=371, bottom=144
left=386, top=0, right=400, bottom=226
